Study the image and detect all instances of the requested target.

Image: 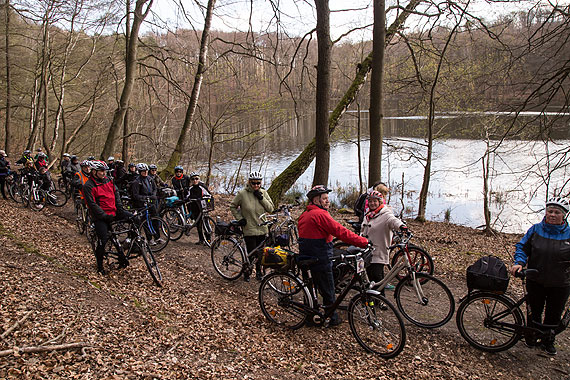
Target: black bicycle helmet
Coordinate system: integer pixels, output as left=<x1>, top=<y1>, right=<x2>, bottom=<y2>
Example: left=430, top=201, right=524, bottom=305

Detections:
left=306, top=185, right=332, bottom=201
left=149, top=164, right=158, bottom=170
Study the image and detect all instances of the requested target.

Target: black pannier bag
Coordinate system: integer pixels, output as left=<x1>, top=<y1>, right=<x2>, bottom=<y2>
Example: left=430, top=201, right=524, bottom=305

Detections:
left=466, top=255, right=509, bottom=293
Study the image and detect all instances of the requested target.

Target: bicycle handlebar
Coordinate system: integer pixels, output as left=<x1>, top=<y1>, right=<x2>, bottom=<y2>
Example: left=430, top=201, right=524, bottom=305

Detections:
left=514, top=268, right=539, bottom=279
left=388, top=231, right=413, bottom=250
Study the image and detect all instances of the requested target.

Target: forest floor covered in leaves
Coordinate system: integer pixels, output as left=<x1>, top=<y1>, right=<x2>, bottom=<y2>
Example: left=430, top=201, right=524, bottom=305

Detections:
left=1, top=196, right=570, bottom=379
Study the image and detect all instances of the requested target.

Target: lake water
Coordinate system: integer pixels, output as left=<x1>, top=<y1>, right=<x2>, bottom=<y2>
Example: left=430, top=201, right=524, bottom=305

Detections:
left=212, top=137, right=570, bottom=234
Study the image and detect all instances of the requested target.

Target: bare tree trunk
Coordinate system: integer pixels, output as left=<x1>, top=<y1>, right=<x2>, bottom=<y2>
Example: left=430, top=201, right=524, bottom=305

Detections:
left=357, top=102, right=363, bottom=193
left=122, top=0, right=131, bottom=163
left=4, top=0, right=12, bottom=155
left=368, top=0, right=386, bottom=186
left=267, top=0, right=420, bottom=203
left=163, top=0, right=216, bottom=177
left=416, top=9, right=466, bottom=222
left=100, top=0, right=153, bottom=160
left=312, top=0, right=331, bottom=186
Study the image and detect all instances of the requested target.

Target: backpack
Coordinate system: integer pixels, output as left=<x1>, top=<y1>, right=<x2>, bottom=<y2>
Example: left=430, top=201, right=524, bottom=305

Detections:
left=466, top=255, right=509, bottom=293
left=354, top=193, right=367, bottom=219
left=261, top=246, right=292, bottom=270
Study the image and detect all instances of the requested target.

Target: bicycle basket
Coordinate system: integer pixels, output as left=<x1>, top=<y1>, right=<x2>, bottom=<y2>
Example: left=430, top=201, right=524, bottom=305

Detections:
left=261, top=246, right=292, bottom=270
left=466, top=255, right=509, bottom=293
left=165, top=195, right=180, bottom=208
left=199, top=196, right=215, bottom=212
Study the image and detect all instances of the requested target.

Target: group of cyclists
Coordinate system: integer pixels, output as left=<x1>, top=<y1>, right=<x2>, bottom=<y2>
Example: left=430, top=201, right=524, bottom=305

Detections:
left=2, top=146, right=569, bottom=358
left=1, top=148, right=212, bottom=275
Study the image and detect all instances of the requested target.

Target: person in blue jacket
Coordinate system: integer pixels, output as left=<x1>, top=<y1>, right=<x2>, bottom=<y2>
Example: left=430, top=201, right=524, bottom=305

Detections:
left=511, top=196, right=570, bottom=356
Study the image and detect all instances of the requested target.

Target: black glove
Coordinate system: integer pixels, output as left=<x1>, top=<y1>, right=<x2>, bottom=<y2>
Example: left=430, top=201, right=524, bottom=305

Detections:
left=400, top=225, right=410, bottom=234
left=103, top=214, right=114, bottom=223
left=238, top=218, right=247, bottom=227
left=253, top=190, right=263, bottom=201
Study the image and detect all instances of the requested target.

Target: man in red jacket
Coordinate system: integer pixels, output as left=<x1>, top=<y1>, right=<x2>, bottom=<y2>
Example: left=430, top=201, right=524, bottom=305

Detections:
left=298, top=185, right=369, bottom=326
left=83, top=160, right=129, bottom=274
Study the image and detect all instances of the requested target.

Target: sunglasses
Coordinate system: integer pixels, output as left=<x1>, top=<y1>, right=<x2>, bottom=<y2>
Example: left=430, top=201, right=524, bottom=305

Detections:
left=175, top=170, right=183, bottom=173
left=191, top=177, right=199, bottom=180
left=250, top=181, right=261, bottom=185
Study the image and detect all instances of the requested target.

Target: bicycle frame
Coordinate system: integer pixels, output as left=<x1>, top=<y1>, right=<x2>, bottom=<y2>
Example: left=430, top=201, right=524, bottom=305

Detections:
left=286, top=251, right=379, bottom=326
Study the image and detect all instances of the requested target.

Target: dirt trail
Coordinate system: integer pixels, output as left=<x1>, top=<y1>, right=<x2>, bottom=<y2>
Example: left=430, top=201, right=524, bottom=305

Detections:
left=0, top=198, right=569, bottom=379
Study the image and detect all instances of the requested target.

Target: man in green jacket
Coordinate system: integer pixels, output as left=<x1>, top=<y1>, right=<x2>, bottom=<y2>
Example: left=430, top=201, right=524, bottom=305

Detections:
left=230, top=171, right=275, bottom=281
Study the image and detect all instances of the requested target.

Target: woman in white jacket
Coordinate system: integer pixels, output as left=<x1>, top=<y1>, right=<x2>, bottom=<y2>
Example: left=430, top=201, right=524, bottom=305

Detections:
left=360, top=191, right=407, bottom=291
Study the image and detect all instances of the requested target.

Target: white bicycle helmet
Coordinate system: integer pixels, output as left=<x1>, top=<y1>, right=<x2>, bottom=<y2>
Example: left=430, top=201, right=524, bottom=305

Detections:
left=546, top=196, right=570, bottom=214
left=80, top=160, right=91, bottom=167
left=89, top=160, right=108, bottom=171
left=107, top=156, right=115, bottom=161
left=190, top=171, right=199, bottom=178
left=249, top=171, right=263, bottom=180
left=136, top=163, right=149, bottom=172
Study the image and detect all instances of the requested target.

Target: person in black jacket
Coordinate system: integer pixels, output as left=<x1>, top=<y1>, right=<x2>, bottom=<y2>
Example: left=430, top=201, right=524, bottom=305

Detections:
left=131, top=163, right=163, bottom=245
left=0, top=150, right=10, bottom=199
left=171, top=165, right=190, bottom=199
left=188, top=172, right=212, bottom=245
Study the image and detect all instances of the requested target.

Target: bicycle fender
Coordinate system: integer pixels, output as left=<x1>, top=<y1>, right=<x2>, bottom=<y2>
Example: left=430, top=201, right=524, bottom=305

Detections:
left=364, top=289, right=382, bottom=296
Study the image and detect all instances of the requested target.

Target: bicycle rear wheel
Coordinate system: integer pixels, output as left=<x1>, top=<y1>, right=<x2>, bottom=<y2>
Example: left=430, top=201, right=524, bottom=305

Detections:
left=456, top=292, right=523, bottom=352
left=46, top=189, right=68, bottom=207
left=348, top=292, right=406, bottom=358
left=139, top=240, right=163, bottom=287
left=390, top=245, right=434, bottom=282
left=211, top=236, right=246, bottom=280
left=162, top=209, right=185, bottom=241
left=259, top=272, right=311, bottom=330
left=395, top=273, right=454, bottom=328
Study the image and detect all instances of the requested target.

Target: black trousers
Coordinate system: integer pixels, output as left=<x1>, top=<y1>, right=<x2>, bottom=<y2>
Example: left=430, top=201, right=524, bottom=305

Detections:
left=94, top=209, right=131, bottom=270
left=367, top=263, right=385, bottom=295
left=526, top=280, right=570, bottom=342
left=244, top=235, right=266, bottom=274
left=0, top=176, right=6, bottom=199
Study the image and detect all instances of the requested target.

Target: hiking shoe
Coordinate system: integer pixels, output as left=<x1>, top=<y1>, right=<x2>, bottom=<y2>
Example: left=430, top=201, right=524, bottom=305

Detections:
left=148, top=239, right=157, bottom=246
left=384, top=283, right=395, bottom=291
left=524, top=336, right=539, bottom=348
left=542, top=342, right=557, bottom=356
left=328, top=317, right=343, bottom=327
left=255, top=272, right=263, bottom=281
left=118, top=260, right=130, bottom=269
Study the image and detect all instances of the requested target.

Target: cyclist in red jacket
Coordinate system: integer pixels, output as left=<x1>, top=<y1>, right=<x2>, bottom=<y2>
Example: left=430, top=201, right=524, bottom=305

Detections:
left=298, top=185, right=368, bottom=326
left=83, top=160, right=130, bottom=274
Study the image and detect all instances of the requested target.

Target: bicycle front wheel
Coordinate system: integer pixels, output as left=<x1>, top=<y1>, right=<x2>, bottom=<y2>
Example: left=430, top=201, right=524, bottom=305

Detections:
left=139, top=240, right=163, bottom=287
left=162, top=209, right=185, bottom=241
left=211, top=237, right=246, bottom=280
left=139, top=217, right=170, bottom=252
left=390, top=245, right=434, bottom=282
left=75, top=203, right=86, bottom=235
left=46, top=189, right=68, bottom=207
left=259, top=272, right=311, bottom=330
left=29, top=190, right=46, bottom=211
left=395, top=273, right=455, bottom=328
left=456, top=292, right=523, bottom=352
left=348, top=293, right=406, bottom=358
left=201, top=215, right=215, bottom=247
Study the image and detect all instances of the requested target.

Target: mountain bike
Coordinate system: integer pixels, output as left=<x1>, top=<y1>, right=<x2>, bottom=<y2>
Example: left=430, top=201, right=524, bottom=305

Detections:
left=90, top=216, right=162, bottom=286
left=210, top=215, right=277, bottom=281
left=456, top=269, right=570, bottom=352
left=161, top=195, right=215, bottom=246
left=258, top=244, right=407, bottom=358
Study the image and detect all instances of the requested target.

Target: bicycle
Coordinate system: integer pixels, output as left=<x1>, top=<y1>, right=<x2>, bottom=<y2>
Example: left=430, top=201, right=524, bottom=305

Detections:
left=258, top=244, right=407, bottom=358
left=362, top=231, right=454, bottom=328
left=89, top=216, right=163, bottom=286
left=74, top=198, right=90, bottom=235
left=161, top=195, right=215, bottom=246
left=456, top=269, right=570, bottom=352
left=210, top=213, right=280, bottom=281
left=270, top=203, right=300, bottom=252
left=134, top=202, right=171, bottom=253
left=334, top=223, right=434, bottom=283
